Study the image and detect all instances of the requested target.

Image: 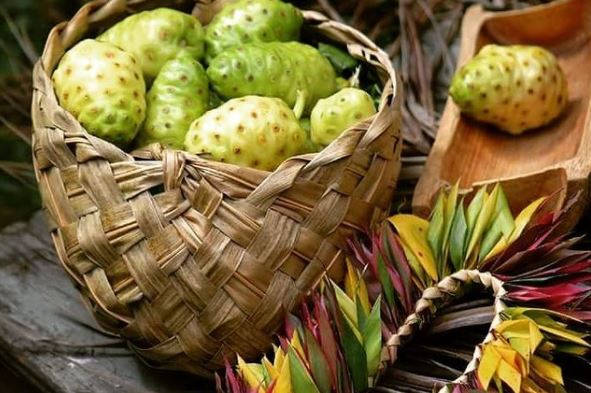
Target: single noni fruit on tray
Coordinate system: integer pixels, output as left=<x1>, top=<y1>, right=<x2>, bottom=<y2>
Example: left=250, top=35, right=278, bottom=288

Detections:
left=450, top=44, right=568, bottom=135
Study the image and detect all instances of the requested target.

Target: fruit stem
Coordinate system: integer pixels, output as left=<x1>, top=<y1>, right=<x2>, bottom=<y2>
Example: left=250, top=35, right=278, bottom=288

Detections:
left=293, top=90, right=306, bottom=120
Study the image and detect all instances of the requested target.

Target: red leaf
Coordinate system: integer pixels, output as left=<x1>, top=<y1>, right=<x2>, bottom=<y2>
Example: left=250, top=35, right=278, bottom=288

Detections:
left=313, top=293, right=340, bottom=388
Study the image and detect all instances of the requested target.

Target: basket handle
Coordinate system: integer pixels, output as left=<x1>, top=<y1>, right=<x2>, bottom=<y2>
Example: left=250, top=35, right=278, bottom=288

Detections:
left=377, top=270, right=507, bottom=386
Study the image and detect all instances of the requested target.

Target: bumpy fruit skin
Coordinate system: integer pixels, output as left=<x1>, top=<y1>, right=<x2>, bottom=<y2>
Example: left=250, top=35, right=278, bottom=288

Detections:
left=450, top=44, right=568, bottom=135
left=185, top=96, right=306, bottom=170
left=207, top=42, right=337, bottom=113
left=310, top=88, right=376, bottom=147
left=52, top=39, right=146, bottom=147
left=136, top=54, right=209, bottom=149
left=205, top=0, right=302, bottom=62
left=98, top=8, right=205, bottom=81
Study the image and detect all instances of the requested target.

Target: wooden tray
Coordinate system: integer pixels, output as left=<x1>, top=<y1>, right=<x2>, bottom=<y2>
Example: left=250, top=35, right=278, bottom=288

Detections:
left=413, top=0, right=591, bottom=226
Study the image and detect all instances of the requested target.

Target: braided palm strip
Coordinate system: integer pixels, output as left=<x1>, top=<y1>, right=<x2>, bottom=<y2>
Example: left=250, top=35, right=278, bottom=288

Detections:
left=378, top=270, right=507, bottom=383
left=32, top=0, right=401, bottom=376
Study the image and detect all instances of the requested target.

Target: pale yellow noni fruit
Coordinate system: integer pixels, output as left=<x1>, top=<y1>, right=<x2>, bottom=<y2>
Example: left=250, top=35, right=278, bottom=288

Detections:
left=450, top=44, right=568, bottom=135
left=185, top=96, right=306, bottom=171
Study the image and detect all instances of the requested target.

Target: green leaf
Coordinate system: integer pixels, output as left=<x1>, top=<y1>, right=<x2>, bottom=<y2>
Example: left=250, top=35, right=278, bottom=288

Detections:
left=479, top=223, right=503, bottom=262
left=466, top=185, right=500, bottom=265
left=465, top=186, right=487, bottom=243
left=377, top=255, right=397, bottom=309
left=305, top=329, right=333, bottom=393
left=493, top=186, right=515, bottom=237
left=554, top=343, right=589, bottom=356
left=338, top=311, right=369, bottom=392
left=449, top=201, right=468, bottom=271
left=288, top=347, right=321, bottom=393
left=427, top=192, right=445, bottom=262
left=441, top=182, right=459, bottom=270
left=318, top=43, right=359, bottom=74
left=332, top=282, right=357, bottom=328
left=362, top=297, right=382, bottom=379
left=478, top=186, right=515, bottom=261
left=356, top=295, right=368, bottom=332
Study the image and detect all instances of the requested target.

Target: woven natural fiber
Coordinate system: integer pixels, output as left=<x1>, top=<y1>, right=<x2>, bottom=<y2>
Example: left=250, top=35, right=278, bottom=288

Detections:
left=377, top=269, right=507, bottom=389
left=31, top=0, right=402, bottom=376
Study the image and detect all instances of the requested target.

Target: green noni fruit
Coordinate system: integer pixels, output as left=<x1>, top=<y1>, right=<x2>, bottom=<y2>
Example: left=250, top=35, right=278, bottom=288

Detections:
left=52, top=39, right=146, bottom=147
left=450, top=44, right=568, bottom=135
left=310, top=88, right=376, bottom=147
left=98, top=8, right=205, bottom=81
left=207, top=42, right=337, bottom=113
left=205, top=0, right=302, bottom=62
left=185, top=96, right=306, bottom=171
left=136, top=54, right=209, bottom=149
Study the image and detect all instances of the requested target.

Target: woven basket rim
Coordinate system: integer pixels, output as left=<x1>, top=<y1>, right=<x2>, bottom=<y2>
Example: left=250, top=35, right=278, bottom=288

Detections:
left=35, top=0, right=400, bottom=172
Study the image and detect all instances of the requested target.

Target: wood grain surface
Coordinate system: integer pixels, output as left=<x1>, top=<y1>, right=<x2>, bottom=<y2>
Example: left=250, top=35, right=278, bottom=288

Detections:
left=0, top=212, right=212, bottom=393
left=414, top=0, right=591, bottom=224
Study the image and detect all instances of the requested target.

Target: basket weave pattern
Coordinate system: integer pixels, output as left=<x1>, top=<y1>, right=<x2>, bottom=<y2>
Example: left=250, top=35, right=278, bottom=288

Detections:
left=31, top=0, right=402, bottom=376
left=378, top=270, right=507, bottom=390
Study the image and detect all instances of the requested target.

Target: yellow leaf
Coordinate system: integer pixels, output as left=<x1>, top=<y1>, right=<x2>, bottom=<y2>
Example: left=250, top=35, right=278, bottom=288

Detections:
left=498, top=319, right=544, bottom=354
left=389, top=215, right=437, bottom=281
left=344, top=259, right=359, bottom=304
left=263, top=356, right=278, bottom=380
left=274, top=346, right=286, bottom=371
left=538, top=325, right=591, bottom=348
left=529, top=320, right=545, bottom=353
left=290, top=331, right=306, bottom=363
left=356, top=273, right=371, bottom=315
left=498, top=319, right=531, bottom=338
left=237, top=355, right=266, bottom=392
left=344, top=259, right=371, bottom=314
left=531, top=355, right=564, bottom=385
left=509, top=337, right=531, bottom=363
left=508, top=197, right=546, bottom=244
left=494, top=346, right=520, bottom=369
left=466, top=185, right=499, bottom=260
left=497, top=359, right=522, bottom=393
left=484, top=235, right=508, bottom=261
left=274, top=353, right=292, bottom=393
left=478, top=344, right=502, bottom=389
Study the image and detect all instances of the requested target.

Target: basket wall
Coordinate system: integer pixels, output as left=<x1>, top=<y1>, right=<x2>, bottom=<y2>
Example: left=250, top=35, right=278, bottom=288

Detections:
left=31, top=0, right=402, bottom=376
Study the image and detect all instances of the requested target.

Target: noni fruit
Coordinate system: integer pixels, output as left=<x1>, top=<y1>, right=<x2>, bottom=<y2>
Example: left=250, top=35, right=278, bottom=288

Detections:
left=207, top=42, right=337, bottom=113
left=52, top=39, right=146, bottom=147
left=98, top=8, right=205, bottom=81
left=136, top=54, right=209, bottom=149
left=205, top=0, right=302, bottom=62
left=449, top=44, right=568, bottom=135
left=311, top=88, right=376, bottom=147
left=185, top=96, right=306, bottom=170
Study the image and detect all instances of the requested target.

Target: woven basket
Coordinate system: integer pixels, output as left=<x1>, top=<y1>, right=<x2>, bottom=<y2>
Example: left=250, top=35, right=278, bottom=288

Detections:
left=31, top=0, right=402, bottom=376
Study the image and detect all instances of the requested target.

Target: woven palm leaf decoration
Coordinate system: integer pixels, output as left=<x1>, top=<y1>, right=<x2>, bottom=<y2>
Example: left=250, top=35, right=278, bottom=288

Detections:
left=221, top=183, right=591, bottom=393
